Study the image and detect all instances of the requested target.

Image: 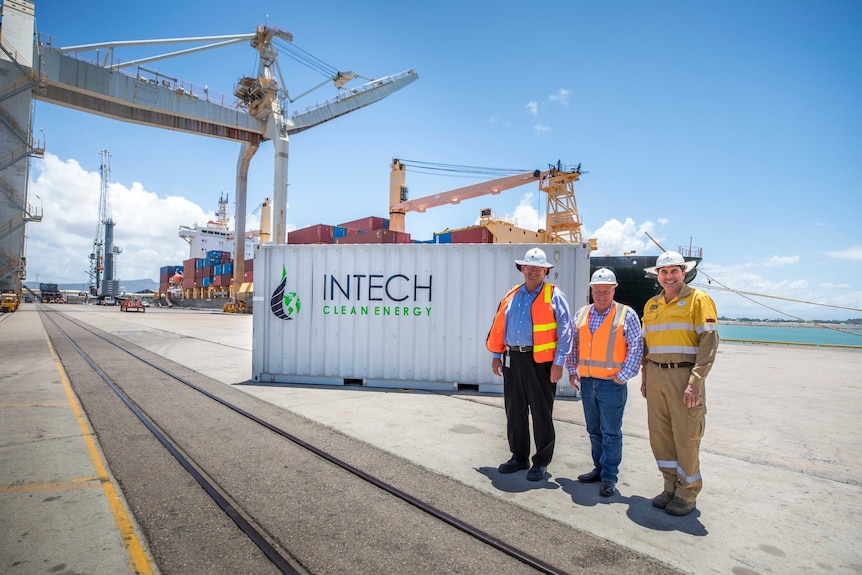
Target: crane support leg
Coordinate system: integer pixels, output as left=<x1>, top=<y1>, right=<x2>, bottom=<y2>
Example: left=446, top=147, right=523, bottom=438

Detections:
left=233, top=141, right=259, bottom=297
left=270, top=115, right=289, bottom=245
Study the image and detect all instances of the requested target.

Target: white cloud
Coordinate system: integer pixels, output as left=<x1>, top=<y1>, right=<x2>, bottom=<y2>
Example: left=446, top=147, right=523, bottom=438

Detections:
left=826, top=245, right=862, bottom=261
left=533, top=124, right=551, bottom=136
left=525, top=100, right=538, bottom=115
left=27, top=153, right=220, bottom=283
left=512, top=193, right=541, bottom=230
left=548, top=88, right=571, bottom=106
left=764, top=255, right=800, bottom=267
left=586, top=217, right=664, bottom=257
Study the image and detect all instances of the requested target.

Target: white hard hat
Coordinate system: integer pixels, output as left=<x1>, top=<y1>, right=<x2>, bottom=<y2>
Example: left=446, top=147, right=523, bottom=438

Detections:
left=515, top=247, right=554, bottom=270
left=644, top=250, right=697, bottom=275
left=590, top=268, right=618, bottom=285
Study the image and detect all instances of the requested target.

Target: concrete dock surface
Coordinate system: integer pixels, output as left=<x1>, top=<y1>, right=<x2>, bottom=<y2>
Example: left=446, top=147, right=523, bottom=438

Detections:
left=3, top=304, right=861, bottom=574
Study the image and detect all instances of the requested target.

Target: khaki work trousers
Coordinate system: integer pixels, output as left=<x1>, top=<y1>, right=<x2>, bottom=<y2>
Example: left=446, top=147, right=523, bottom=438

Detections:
left=644, top=362, right=706, bottom=503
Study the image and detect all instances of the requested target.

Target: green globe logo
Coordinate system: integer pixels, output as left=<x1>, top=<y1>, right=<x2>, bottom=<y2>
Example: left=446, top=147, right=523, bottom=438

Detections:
left=282, top=291, right=301, bottom=317
left=271, top=266, right=301, bottom=320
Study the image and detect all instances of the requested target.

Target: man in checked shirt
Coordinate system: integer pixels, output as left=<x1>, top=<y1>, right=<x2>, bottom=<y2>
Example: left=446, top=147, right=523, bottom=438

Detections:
left=565, top=268, right=643, bottom=498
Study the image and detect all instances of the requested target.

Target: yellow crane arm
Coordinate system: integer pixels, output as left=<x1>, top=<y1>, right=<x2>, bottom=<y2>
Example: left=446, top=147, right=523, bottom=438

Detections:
left=391, top=169, right=546, bottom=214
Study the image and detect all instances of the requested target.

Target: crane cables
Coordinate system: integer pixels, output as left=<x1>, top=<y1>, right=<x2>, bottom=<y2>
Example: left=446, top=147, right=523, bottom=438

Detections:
left=644, top=231, right=861, bottom=336
left=395, top=159, right=539, bottom=180
left=272, top=38, right=373, bottom=82
left=691, top=272, right=862, bottom=338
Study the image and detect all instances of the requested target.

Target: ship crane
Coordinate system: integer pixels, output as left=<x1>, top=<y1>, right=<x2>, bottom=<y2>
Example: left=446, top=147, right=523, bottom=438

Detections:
left=388, top=159, right=584, bottom=244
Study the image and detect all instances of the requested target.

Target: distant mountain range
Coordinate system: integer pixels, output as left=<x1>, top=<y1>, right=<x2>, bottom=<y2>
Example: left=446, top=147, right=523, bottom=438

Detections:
left=24, top=278, right=159, bottom=294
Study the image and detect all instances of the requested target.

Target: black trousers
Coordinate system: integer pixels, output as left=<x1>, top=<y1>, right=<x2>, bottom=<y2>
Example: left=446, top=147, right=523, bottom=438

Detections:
left=503, top=351, right=556, bottom=467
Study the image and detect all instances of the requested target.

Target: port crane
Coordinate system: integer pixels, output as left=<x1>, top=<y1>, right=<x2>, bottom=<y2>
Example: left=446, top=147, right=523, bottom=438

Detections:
left=388, top=159, right=585, bottom=244
left=87, top=149, right=121, bottom=299
left=1, top=0, right=417, bottom=302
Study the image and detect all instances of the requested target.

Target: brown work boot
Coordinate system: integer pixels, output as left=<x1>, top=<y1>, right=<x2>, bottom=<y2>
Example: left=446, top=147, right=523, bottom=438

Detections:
left=651, top=491, right=675, bottom=509
left=665, top=497, right=696, bottom=516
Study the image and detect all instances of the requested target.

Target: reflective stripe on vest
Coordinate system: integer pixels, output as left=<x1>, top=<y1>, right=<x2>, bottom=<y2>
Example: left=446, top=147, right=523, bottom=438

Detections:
left=485, top=282, right=558, bottom=363
left=576, top=302, right=627, bottom=379
left=642, top=291, right=704, bottom=360
left=531, top=283, right=558, bottom=362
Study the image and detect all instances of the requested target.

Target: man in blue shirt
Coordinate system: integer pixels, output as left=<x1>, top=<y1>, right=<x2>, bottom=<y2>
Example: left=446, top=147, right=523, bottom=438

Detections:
left=565, top=268, right=643, bottom=497
left=487, top=248, right=574, bottom=482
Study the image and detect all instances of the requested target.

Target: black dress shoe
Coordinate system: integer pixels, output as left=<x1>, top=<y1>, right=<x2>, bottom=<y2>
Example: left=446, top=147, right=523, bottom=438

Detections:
left=498, top=457, right=529, bottom=474
left=526, top=465, right=546, bottom=482
left=599, top=480, right=616, bottom=497
left=577, top=469, right=601, bottom=483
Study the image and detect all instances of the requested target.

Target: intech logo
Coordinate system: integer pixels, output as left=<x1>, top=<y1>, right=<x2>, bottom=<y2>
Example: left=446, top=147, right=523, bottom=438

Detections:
left=270, top=265, right=301, bottom=320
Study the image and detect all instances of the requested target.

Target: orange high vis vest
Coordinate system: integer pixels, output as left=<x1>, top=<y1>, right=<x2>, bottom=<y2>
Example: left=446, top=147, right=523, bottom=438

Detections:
left=576, top=302, right=628, bottom=379
left=486, top=282, right=558, bottom=363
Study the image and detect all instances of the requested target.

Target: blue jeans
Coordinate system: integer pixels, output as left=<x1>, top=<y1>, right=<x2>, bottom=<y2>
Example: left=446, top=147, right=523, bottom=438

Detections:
left=580, top=376, right=628, bottom=484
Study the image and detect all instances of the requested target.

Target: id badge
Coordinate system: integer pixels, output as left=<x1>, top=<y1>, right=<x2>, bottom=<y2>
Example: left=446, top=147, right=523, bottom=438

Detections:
left=504, top=354, right=510, bottom=368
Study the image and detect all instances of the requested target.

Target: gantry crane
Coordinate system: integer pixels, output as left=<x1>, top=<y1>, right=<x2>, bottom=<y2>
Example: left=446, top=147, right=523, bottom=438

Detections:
left=388, top=159, right=584, bottom=243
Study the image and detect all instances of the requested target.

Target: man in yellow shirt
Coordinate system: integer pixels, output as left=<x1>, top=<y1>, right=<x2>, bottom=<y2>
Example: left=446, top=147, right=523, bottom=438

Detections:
left=641, top=251, right=718, bottom=516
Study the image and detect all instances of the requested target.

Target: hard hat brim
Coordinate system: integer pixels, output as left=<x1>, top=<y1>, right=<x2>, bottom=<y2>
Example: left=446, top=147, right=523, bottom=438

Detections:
left=515, top=262, right=554, bottom=271
left=644, top=259, right=697, bottom=276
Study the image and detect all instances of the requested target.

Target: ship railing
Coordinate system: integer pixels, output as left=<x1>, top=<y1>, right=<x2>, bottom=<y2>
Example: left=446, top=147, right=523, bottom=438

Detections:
left=679, top=245, right=703, bottom=258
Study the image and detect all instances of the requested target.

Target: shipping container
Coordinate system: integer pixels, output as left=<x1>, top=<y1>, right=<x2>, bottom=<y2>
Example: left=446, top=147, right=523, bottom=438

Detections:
left=213, top=274, right=232, bottom=287
left=447, top=227, right=493, bottom=244
left=335, top=229, right=412, bottom=244
left=244, top=258, right=254, bottom=272
left=288, top=223, right=335, bottom=245
left=252, top=243, right=590, bottom=394
left=244, top=270, right=254, bottom=282
left=182, top=277, right=196, bottom=289
left=337, top=216, right=389, bottom=232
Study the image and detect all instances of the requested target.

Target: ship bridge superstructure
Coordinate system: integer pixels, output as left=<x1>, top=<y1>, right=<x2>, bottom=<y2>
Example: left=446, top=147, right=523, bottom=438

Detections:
left=0, top=0, right=417, bottom=297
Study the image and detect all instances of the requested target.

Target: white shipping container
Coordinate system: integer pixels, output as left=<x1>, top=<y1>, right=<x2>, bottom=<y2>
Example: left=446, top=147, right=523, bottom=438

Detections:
left=252, top=243, right=591, bottom=393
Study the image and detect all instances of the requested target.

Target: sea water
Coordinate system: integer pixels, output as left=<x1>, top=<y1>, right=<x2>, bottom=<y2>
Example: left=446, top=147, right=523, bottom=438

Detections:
left=717, top=323, right=862, bottom=348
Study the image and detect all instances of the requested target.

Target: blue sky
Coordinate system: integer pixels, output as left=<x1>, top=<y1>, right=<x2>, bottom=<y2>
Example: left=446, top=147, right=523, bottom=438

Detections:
left=17, top=0, right=862, bottom=320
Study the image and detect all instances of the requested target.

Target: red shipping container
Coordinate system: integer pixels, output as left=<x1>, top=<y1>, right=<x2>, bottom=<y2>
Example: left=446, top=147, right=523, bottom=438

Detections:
left=336, top=229, right=412, bottom=244
left=288, top=224, right=335, bottom=244
left=337, top=216, right=389, bottom=232
left=214, top=273, right=232, bottom=287
left=159, top=281, right=169, bottom=292
left=244, top=270, right=254, bottom=282
left=244, top=258, right=254, bottom=272
left=449, top=227, right=493, bottom=244
left=182, top=277, right=196, bottom=289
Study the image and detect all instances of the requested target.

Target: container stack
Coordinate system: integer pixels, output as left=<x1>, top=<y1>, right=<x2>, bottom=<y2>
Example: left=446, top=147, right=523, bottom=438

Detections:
left=287, top=217, right=412, bottom=246
left=434, top=227, right=493, bottom=244
left=160, top=251, right=256, bottom=301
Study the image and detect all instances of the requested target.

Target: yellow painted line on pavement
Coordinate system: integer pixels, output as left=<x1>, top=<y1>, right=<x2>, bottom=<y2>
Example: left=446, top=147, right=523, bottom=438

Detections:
left=0, top=402, right=68, bottom=407
left=0, top=479, right=101, bottom=493
left=46, top=332, right=156, bottom=575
